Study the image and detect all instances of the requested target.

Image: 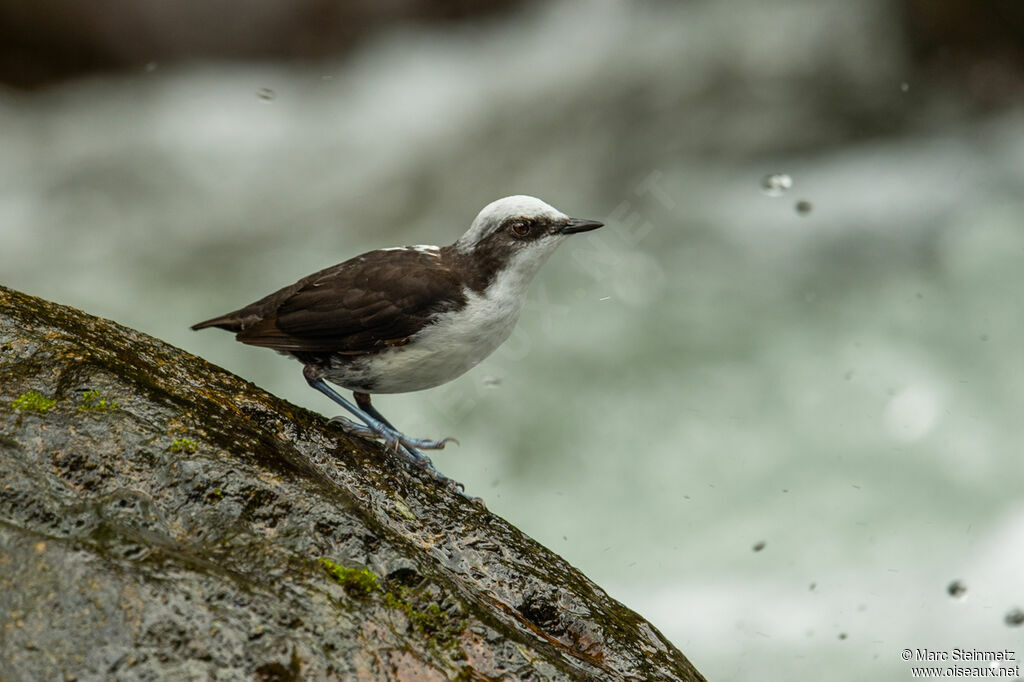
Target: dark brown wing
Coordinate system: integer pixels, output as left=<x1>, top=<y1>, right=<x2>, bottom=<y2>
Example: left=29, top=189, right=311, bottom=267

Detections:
left=195, top=248, right=465, bottom=355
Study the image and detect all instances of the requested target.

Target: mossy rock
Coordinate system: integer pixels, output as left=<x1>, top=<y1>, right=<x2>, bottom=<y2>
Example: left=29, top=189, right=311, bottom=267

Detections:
left=0, top=285, right=704, bottom=681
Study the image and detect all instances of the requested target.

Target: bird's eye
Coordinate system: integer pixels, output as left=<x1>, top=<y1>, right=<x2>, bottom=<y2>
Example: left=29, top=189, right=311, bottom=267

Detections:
left=507, top=220, right=532, bottom=237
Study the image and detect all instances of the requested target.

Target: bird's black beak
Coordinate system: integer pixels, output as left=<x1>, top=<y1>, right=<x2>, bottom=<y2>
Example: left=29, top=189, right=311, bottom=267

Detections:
left=560, top=218, right=604, bottom=235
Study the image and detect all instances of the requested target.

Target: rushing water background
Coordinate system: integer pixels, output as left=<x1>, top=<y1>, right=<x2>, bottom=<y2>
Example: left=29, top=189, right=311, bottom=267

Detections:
left=3, top=1, right=1024, bottom=679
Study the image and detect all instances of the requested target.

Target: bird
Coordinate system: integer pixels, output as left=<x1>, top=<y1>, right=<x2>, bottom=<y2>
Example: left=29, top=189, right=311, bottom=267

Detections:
left=192, top=195, right=603, bottom=500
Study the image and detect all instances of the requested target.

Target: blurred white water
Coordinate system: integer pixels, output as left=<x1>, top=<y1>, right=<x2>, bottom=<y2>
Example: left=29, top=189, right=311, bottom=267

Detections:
left=3, top=0, right=1024, bottom=679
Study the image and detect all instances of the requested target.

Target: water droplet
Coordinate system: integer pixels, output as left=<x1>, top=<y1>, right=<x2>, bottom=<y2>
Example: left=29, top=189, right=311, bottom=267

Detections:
left=900, top=82, right=910, bottom=93
left=144, top=62, right=158, bottom=73
left=980, top=334, right=989, bottom=342
left=795, top=200, right=813, bottom=215
left=838, top=632, right=848, bottom=640
left=809, top=582, right=816, bottom=591
left=752, top=541, right=766, bottom=552
left=1005, top=608, right=1024, bottom=627
left=482, top=376, right=502, bottom=389
left=947, top=580, right=967, bottom=599
left=760, top=173, right=793, bottom=197
left=257, top=88, right=277, bottom=101
left=843, top=370, right=854, bottom=381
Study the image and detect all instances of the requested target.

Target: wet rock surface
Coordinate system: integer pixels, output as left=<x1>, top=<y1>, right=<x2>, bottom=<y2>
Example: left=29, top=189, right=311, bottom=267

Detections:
left=0, top=285, right=704, bottom=681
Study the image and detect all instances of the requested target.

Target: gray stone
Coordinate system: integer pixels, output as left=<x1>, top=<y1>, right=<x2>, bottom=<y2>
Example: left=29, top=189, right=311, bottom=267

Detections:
left=0, top=285, right=704, bottom=681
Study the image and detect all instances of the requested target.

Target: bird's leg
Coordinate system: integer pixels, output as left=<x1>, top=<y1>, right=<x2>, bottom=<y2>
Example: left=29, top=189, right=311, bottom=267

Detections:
left=353, top=392, right=459, bottom=450
left=352, top=392, right=470, bottom=491
left=302, top=366, right=451, bottom=449
left=354, top=392, right=435, bottom=469
left=353, top=392, right=400, bottom=431
left=301, top=366, right=476, bottom=500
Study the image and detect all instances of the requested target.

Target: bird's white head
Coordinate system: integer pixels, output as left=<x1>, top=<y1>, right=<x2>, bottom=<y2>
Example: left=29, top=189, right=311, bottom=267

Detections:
left=454, top=196, right=603, bottom=285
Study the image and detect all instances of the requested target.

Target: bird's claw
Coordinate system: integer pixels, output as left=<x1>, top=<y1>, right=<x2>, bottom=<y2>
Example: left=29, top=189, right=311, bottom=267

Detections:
left=386, top=434, right=457, bottom=451
left=328, top=416, right=375, bottom=437
left=327, top=413, right=479, bottom=506
left=329, top=415, right=455, bottom=451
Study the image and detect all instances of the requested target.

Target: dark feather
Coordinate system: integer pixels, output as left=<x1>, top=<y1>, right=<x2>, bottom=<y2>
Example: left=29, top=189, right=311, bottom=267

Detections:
left=193, top=248, right=468, bottom=355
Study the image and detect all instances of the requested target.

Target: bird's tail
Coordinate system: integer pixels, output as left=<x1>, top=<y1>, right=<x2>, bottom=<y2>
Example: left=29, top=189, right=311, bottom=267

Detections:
left=190, top=314, right=244, bottom=332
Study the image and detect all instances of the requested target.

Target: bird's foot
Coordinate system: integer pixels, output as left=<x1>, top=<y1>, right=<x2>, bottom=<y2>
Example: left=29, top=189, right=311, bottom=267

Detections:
left=399, top=443, right=484, bottom=508
left=328, top=416, right=458, bottom=451
left=328, top=416, right=481, bottom=507
left=307, top=377, right=481, bottom=506
left=327, top=416, right=377, bottom=438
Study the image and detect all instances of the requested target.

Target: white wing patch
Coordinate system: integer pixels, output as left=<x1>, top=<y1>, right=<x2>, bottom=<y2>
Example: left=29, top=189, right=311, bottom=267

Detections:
left=379, top=245, right=441, bottom=257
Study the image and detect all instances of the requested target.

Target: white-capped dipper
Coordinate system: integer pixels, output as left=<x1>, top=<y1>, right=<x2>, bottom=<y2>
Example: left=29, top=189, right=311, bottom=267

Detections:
left=192, top=195, right=603, bottom=501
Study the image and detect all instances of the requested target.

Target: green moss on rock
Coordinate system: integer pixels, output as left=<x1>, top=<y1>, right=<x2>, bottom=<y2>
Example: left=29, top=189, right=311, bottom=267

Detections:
left=79, top=389, right=118, bottom=412
left=169, top=437, right=198, bottom=453
left=12, top=391, right=56, bottom=413
left=317, top=559, right=464, bottom=649
left=383, top=585, right=463, bottom=647
left=319, top=558, right=380, bottom=596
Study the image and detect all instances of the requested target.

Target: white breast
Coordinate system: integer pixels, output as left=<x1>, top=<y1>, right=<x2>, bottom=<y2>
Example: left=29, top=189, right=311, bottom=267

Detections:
left=326, top=271, right=529, bottom=394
